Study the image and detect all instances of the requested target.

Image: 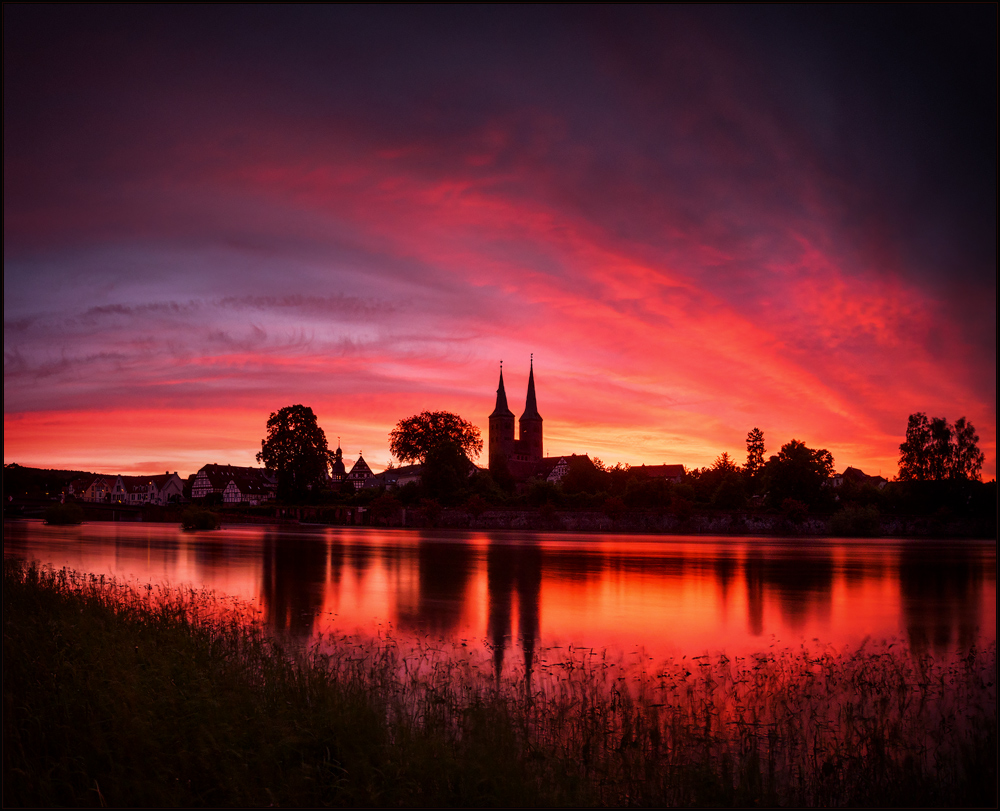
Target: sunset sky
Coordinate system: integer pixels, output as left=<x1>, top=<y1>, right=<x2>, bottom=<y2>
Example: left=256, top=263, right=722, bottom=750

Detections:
left=4, top=6, right=996, bottom=480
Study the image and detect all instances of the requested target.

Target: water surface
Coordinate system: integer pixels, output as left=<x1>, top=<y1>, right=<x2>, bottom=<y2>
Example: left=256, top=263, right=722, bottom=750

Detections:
left=5, top=521, right=995, bottom=665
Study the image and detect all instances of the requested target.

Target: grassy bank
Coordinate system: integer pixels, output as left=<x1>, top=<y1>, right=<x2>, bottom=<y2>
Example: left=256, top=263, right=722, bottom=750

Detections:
left=4, top=560, right=995, bottom=807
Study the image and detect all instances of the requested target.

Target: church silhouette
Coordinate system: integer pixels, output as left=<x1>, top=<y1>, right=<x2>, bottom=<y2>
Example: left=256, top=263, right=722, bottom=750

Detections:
left=489, top=357, right=545, bottom=480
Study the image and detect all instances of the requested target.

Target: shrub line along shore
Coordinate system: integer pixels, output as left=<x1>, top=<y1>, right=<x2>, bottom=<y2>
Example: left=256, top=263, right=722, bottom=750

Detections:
left=4, top=559, right=996, bottom=807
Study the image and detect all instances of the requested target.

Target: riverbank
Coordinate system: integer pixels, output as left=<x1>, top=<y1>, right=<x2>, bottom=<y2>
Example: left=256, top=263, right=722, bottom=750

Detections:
left=4, top=560, right=995, bottom=807
left=5, top=506, right=995, bottom=539
left=424, top=507, right=997, bottom=538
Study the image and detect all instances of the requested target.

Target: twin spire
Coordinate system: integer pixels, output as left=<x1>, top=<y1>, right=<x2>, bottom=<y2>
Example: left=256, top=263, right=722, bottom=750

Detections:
left=491, top=356, right=540, bottom=421
left=522, top=355, right=540, bottom=421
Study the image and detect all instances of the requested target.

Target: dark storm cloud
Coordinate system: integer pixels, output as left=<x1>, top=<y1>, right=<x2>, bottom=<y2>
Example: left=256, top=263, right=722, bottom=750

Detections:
left=7, top=6, right=992, bottom=290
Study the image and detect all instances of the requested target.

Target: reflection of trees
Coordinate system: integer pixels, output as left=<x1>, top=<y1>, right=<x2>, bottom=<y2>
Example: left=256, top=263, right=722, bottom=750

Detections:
left=745, top=551, right=765, bottom=636
left=487, top=542, right=542, bottom=687
left=192, top=538, right=237, bottom=570
left=113, top=539, right=180, bottom=574
left=744, top=548, right=834, bottom=634
left=260, top=533, right=327, bottom=640
left=395, top=540, right=474, bottom=635
left=713, top=552, right=738, bottom=607
left=899, top=543, right=984, bottom=655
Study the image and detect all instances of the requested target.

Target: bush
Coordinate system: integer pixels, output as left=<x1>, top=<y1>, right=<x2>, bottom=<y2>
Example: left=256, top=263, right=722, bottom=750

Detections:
left=781, top=498, right=809, bottom=523
left=44, top=503, right=84, bottom=525
left=830, top=504, right=881, bottom=537
left=181, top=507, right=219, bottom=530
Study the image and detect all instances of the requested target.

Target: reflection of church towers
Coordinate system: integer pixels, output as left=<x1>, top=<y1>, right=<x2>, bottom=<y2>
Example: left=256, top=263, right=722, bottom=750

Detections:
left=487, top=542, right=542, bottom=688
left=489, top=357, right=543, bottom=478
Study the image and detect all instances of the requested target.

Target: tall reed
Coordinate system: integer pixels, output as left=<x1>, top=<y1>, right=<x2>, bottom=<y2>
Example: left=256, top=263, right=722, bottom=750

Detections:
left=4, top=560, right=995, bottom=807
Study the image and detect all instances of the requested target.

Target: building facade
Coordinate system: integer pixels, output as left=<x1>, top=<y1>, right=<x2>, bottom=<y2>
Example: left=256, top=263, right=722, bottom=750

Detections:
left=191, top=464, right=277, bottom=504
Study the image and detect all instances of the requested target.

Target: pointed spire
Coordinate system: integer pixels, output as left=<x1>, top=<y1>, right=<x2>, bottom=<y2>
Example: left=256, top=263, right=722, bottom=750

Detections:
left=521, top=354, right=541, bottom=420
left=490, top=360, right=514, bottom=418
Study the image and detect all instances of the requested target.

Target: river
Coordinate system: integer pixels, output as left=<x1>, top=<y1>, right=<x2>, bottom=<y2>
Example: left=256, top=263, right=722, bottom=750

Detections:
left=5, top=520, right=995, bottom=667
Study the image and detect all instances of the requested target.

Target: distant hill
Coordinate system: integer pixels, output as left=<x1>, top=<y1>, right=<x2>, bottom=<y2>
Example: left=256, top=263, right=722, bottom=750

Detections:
left=3, top=464, right=99, bottom=501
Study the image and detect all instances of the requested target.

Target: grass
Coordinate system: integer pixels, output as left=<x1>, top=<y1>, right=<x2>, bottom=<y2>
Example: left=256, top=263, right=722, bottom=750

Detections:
left=4, top=559, right=996, bottom=807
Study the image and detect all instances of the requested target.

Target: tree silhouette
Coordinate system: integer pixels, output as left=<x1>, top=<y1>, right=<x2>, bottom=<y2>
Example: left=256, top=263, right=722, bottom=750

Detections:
left=761, top=439, right=834, bottom=509
left=388, top=411, right=482, bottom=464
left=898, top=413, right=984, bottom=482
left=257, top=405, right=330, bottom=501
left=952, top=417, right=985, bottom=481
left=897, top=413, right=933, bottom=481
left=745, top=428, right=766, bottom=479
left=389, top=411, right=482, bottom=505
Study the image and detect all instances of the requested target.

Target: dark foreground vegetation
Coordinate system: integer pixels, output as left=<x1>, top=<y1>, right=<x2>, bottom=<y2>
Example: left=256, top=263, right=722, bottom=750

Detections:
left=4, top=560, right=996, bottom=807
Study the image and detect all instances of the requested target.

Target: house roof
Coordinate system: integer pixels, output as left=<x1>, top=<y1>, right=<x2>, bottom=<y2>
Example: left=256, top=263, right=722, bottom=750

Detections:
left=378, top=463, right=423, bottom=485
left=197, top=464, right=276, bottom=490
left=348, top=455, right=374, bottom=477
left=532, top=453, right=592, bottom=478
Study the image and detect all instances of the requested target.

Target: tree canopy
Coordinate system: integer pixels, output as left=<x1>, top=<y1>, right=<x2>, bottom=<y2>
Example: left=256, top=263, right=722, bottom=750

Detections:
left=897, top=413, right=984, bottom=481
left=388, top=411, right=482, bottom=464
left=761, top=439, right=834, bottom=509
left=257, top=405, right=330, bottom=501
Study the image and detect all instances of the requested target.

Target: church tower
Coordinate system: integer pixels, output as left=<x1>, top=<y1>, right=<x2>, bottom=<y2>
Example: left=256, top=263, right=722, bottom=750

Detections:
left=488, top=363, right=515, bottom=471
left=518, top=355, right=543, bottom=462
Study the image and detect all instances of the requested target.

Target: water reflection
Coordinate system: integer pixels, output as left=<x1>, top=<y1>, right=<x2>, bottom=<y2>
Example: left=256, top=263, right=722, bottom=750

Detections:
left=3, top=521, right=995, bottom=660
left=260, top=532, right=327, bottom=640
left=397, top=536, right=475, bottom=635
left=898, top=543, right=985, bottom=655
left=487, top=541, right=542, bottom=684
left=747, top=547, right=835, bottom=630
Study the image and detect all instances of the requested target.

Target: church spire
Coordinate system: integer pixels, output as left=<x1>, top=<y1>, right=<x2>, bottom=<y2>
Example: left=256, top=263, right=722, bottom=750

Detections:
left=490, top=361, right=514, bottom=418
left=521, top=354, right=541, bottom=420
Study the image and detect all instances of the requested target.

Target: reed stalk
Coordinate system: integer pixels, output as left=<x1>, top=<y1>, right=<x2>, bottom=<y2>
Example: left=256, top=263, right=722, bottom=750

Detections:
left=4, top=560, right=995, bottom=807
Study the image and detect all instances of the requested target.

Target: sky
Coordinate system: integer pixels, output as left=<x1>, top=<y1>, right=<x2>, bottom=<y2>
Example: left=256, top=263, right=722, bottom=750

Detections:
left=4, top=6, right=996, bottom=480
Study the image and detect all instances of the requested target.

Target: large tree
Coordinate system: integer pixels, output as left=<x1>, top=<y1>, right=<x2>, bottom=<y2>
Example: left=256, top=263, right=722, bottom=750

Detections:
left=897, top=413, right=933, bottom=481
left=388, top=411, right=482, bottom=464
left=952, top=417, right=985, bottom=481
left=257, top=405, right=331, bottom=501
left=897, top=412, right=984, bottom=481
left=761, top=439, right=835, bottom=510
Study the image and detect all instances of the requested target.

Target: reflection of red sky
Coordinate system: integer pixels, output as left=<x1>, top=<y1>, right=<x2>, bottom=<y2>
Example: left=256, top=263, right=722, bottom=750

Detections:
left=4, top=524, right=264, bottom=605
left=10, top=526, right=994, bottom=666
